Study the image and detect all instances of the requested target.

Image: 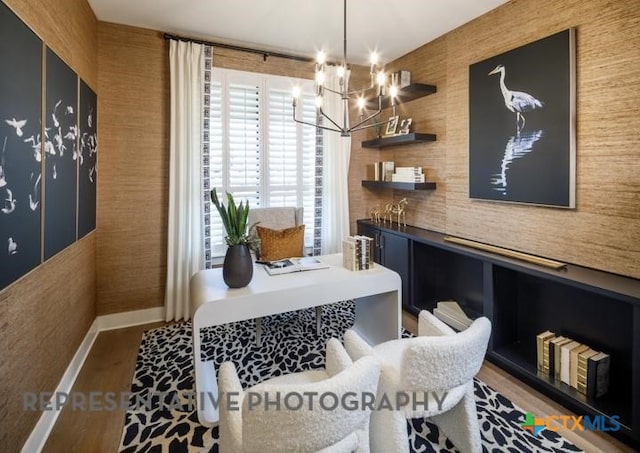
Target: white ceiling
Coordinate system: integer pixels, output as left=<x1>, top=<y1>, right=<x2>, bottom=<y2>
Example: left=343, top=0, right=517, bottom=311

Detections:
left=88, top=0, right=508, bottom=65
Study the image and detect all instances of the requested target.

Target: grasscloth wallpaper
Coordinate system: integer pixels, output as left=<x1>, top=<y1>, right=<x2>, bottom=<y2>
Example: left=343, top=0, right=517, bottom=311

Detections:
left=349, top=0, right=640, bottom=279
left=1, top=1, right=98, bottom=450
left=1, top=0, right=638, bottom=449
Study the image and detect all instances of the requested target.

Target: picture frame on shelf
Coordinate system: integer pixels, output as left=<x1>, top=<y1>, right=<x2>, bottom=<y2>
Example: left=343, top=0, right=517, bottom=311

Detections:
left=399, top=118, right=413, bottom=135
left=385, top=115, right=399, bottom=136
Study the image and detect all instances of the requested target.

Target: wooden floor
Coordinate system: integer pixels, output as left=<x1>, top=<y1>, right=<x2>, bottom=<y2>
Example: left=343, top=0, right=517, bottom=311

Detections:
left=42, top=313, right=633, bottom=452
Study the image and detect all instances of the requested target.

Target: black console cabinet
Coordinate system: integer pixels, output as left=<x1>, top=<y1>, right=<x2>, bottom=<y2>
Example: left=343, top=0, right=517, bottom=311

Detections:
left=357, top=219, right=640, bottom=447
left=358, top=222, right=410, bottom=308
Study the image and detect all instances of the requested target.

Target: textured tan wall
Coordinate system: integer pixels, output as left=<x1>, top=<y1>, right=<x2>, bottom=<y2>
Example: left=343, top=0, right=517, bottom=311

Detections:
left=96, top=23, right=316, bottom=315
left=0, top=1, right=97, bottom=449
left=96, top=23, right=170, bottom=315
left=349, top=0, right=640, bottom=279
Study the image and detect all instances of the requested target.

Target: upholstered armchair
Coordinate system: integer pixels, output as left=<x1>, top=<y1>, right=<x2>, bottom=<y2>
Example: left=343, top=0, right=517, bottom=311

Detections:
left=218, top=338, right=381, bottom=453
left=344, top=311, right=491, bottom=453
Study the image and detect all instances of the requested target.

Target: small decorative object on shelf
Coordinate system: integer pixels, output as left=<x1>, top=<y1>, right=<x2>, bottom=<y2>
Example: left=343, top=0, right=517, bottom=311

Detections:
left=390, top=197, right=408, bottom=226
left=369, top=206, right=382, bottom=223
left=392, top=70, right=411, bottom=88
left=385, top=115, right=399, bottom=136
left=399, top=118, right=413, bottom=135
left=382, top=202, right=393, bottom=223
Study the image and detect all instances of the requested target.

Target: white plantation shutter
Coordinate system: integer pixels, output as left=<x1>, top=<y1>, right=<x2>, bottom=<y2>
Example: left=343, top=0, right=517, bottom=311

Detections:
left=208, top=68, right=319, bottom=258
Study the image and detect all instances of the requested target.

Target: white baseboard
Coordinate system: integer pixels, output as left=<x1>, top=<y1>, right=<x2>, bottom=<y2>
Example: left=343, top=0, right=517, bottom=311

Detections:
left=96, top=306, right=166, bottom=331
left=21, top=306, right=167, bottom=453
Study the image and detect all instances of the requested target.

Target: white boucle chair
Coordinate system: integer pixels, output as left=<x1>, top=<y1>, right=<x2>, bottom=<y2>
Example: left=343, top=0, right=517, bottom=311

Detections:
left=344, top=311, right=491, bottom=453
left=218, top=338, right=381, bottom=453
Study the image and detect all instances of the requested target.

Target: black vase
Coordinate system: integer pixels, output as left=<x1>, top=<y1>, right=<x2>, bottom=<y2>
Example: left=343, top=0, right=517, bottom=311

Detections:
left=223, top=244, right=253, bottom=288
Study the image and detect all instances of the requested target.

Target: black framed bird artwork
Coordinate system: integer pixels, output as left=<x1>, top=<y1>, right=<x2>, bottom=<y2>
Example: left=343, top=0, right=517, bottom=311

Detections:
left=468, top=29, right=576, bottom=208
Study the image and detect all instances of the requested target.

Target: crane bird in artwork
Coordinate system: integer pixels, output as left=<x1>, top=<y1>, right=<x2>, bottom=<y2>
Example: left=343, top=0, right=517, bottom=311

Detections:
left=488, top=64, right=543, bottom=132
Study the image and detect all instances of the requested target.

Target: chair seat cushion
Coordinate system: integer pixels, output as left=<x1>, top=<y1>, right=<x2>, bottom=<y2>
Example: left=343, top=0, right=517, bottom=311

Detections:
left=257, top=225, right=305, bottom=261
left=260, top=369, right=328, bottom=386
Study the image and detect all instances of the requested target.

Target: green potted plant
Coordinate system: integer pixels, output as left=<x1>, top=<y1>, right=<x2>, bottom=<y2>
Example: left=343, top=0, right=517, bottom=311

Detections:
left=211, top=188, right=259, bottom=288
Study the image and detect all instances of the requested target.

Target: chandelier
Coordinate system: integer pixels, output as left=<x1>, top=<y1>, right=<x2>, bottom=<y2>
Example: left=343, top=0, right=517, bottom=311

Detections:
left=291, top=0, right=398, bottom=137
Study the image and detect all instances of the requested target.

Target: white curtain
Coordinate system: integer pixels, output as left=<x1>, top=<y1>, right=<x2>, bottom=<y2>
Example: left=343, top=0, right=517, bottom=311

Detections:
left=321, top=65, right=352, bottom=254
left=165, top=40, right=205, bottom=322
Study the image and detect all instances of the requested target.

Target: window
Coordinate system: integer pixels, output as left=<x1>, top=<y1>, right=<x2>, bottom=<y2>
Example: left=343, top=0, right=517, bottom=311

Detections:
left=205, top=68, right=320, bottom=259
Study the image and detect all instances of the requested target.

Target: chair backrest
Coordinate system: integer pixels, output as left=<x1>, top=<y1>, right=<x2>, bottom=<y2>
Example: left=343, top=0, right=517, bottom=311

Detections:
left=401, top=317, right=491, bottom=391
left=247, top=207, right=304, bottom=231
left=241, top=355, right=380, bottom=452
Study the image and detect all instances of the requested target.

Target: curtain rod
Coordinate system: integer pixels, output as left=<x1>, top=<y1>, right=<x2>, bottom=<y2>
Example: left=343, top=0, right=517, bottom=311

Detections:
left=163, top=33, right=313, bottom=63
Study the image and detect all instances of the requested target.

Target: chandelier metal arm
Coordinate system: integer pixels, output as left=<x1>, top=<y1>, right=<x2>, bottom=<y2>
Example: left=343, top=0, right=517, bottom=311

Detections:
left=348, top=109, right=386, bottom=133
left=319, top=107, right=347, bottom=132
left=292, top=109, right=344, bottom=133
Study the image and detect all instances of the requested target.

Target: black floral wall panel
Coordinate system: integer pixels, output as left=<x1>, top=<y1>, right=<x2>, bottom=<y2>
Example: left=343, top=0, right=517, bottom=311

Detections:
left=44, top=48, right=78, bottom=260
left=78, top=80, right=97, bottom=239
left=0, top=2, right=43, bottom=290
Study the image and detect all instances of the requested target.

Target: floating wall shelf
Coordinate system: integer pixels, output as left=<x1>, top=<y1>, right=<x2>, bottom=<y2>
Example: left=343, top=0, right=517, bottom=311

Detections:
left=362, top=132, right=437, bottom=149
left=366, top=82, right=437, bottom=110
left=361, top=180, right=437, bottom=191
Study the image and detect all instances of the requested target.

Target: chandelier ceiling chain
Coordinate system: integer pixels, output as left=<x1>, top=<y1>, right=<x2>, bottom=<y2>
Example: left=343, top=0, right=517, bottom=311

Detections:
left=292, top=0, right=398, bottom=137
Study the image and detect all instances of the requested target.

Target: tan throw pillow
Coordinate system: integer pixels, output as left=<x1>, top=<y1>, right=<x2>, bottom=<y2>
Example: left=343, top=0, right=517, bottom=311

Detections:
left=256, top=225, right=305, bottom=262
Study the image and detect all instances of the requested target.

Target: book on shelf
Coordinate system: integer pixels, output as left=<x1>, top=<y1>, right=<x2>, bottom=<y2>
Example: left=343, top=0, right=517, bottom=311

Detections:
left=576, top=349, right=599, bottom=394
left=391, top=173, right=425, bottom=183
left=542, top=334, right=557, bottom=374
left=587, top=352, right=610, bottom=398
left=560, top=340, right=581, bottom=384
left=369, top=161, right=395, bottom=181
left=433, top=300, right=473, bottom=331
left=394, top=166, right=423, bottom=174
left=383, top=161, right=395, bottom=181
left=536, top=330, right=555, bottom=371
left=570, top=344, right=590, bottom=388
left=366, top=164, right=376, bottom=181
left=262, top=256, right=329, bottom=275
left=551, top=337, right=573, bottom=380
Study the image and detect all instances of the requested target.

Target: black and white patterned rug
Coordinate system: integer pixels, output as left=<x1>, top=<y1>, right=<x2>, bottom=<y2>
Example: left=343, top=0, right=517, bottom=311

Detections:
left=118, top=301, right=582, bottom=452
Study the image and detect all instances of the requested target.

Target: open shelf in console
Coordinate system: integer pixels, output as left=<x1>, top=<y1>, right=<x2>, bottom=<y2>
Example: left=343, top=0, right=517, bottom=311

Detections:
left=490, top=264, right=634, bottom=430
left=411, top=241, right=484, bottom=319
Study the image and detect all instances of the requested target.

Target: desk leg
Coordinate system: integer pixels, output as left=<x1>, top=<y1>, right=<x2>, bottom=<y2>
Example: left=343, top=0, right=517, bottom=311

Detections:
left=193, top=320, right=219, bottom=426
left=315, top=306, right=322, bottom=336
left=256, top=317, right=262, bottom=346
left=352, top=290, right=401, bottom=345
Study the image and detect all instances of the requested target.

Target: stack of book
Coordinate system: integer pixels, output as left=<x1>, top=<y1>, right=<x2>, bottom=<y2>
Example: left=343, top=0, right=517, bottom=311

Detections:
left=432, top=301, right=473, bottom=331
left=342, top=235, right=374, bottom=271
left=368, top=161, right=395, bottom=182
left=391, top=166, right=425, bottom=183
left=536, top=330, right=610, bottom=398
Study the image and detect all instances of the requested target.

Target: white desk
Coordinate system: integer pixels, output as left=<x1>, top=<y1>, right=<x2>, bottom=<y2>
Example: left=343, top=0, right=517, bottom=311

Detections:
left=190, top=253, right=402, bottom=426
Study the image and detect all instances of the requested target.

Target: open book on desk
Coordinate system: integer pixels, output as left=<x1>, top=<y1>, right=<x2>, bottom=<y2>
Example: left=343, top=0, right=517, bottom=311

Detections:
left=262, top=257, right=330, bottom=276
